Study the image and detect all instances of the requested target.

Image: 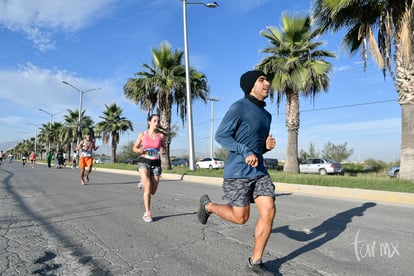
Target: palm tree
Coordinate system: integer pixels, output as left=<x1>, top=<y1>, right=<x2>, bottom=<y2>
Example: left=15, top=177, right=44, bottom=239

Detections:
left=62, top=109, right=94, bottom=157
left=95, top=103, right=133, bottom=163
left=62, top=109, right=80, bottom=154
left=312, top=0, right=414, bottom=181
left=38, top=123, right=52, bottom=151
left=14, top=139, right=33, bottom=158
left=256, top=14, right=335, bottom=173
left=50, top=122, right=64, bottom=152
left=38, top=122, right=63, bottom=152
left=124, top=41, right=209, bottom=169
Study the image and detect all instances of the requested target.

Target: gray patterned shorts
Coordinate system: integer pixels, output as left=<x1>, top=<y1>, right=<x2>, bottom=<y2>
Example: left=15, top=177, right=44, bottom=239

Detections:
left=222, top=174, right=275, bottom=207
left=138, top=163, right=162, bottom=176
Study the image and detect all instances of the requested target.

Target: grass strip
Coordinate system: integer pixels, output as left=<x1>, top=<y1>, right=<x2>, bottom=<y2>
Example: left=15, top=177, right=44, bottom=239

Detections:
left=96, top=163, right=414, bottom=194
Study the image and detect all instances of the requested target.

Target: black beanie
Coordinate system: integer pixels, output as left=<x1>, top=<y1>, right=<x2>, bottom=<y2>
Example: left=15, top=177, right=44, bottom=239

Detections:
left=240, top=70, right=267, bottom=95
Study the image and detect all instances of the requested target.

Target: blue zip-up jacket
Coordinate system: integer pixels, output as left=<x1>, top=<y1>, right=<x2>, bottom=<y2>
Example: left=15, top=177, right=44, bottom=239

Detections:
left=215, top=96, right=271, bottom=179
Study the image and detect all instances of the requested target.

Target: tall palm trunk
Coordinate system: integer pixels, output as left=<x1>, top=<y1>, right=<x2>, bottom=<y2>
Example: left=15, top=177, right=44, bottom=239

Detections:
left=394, top=36, right=414, bottom=180
left=159, top=108, right=172, bottom=170
left=67, top=142, right=72, bottom=160
left=283, top=89, right=300, bottom=173
left=400, top=104, right=414, bottom=180
left=111, top=136, right=117, bottom=163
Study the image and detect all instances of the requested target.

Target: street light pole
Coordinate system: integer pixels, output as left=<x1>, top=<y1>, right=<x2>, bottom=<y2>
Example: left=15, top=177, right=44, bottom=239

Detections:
left=28, top=123, right=38, bottom=152
left=61, top=81, right=100, bottom=148
left=207, top=97, right=219, bottom=158
left=182, top=0, right=218, bottom=170
left=38, top=109, right=64, bottom=151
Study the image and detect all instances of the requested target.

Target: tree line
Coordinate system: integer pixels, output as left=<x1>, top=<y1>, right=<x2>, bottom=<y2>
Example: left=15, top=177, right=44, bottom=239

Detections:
left=11, top=103, right=132, bottom=163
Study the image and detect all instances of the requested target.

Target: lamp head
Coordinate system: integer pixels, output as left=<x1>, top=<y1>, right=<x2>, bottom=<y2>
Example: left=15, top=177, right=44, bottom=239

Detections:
left=206, top=2, right=218, bottom=8
left=186, top=1, right=219, bottom=8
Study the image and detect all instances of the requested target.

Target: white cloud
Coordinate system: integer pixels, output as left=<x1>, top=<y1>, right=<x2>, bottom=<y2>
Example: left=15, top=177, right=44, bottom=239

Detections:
left=226, top=0, right=272, bottom=14
left=0, top=62, right=121, bottom=127
left=0, top=61, right=149, bottom=145
left=0, top=115, right=23, bottom=126
left=334, top=65, right=352, bottom=72
left=0, top=0, right=118, bottom=51
left=0, top=62, right=74, bottom=107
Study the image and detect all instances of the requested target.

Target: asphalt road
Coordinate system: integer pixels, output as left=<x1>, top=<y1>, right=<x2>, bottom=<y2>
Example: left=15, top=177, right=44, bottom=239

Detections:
left=1, top=162, right=413, bottom=276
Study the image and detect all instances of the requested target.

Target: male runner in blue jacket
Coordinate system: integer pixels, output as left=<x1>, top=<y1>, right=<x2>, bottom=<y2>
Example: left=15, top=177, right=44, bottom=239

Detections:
left=197, top=70, right=277, bottom=276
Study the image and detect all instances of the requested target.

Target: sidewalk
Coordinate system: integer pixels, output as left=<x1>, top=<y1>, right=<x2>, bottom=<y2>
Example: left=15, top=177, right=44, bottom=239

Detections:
left=95, top=168, right=414, bottom=206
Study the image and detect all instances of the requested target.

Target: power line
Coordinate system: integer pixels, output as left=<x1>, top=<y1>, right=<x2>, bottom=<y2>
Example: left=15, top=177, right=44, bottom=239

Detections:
left=194, top=98, right=397, bottom=126
left=272, top=99, right=397, bottom=115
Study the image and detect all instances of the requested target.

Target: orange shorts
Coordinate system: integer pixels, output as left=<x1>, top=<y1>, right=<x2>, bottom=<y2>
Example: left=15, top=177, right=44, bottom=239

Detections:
left=79, top=157, right=93, bottom=168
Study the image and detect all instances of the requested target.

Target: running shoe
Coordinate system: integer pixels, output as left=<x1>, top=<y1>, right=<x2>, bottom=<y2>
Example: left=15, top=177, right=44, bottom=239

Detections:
left=246, top=258, right=273, bottom=276
left=197, top=194, right=211, bottom=225
left=137, top=181, right=143, bottom=189
left=142, top=212, right=153, bottom=222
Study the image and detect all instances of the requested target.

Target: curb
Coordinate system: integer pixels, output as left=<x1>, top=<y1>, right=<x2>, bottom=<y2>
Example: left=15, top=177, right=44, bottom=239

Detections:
left=275, top=182, right=414, bottom=206
left=95, top=168, right=414, bottom=206
left=96, top=167, right=139, bottom=176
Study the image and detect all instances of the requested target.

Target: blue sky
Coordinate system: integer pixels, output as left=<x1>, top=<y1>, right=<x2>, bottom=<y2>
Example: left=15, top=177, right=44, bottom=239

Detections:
left=0, top=0, right=400, bottom=162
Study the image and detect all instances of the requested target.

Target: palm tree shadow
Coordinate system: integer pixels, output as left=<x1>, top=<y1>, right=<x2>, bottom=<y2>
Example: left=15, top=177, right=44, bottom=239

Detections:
left=268, top=202, right=376, bottom=272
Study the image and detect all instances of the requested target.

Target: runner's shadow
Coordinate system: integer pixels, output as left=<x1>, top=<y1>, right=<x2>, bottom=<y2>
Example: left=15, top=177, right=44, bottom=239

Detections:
left=89, top=181, right=138, bottom=185
left=267, top=202, right=376, bottom=273
left=275, top=192, right=292, bottom=197
left=152, top=211, right=196, bottom=222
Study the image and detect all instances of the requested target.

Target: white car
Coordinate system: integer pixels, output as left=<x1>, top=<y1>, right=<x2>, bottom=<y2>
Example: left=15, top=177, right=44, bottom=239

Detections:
left=299, top=158, right=342, bottom=175
left=196, top=157, right=225, bottom=169
left=94, top=158, right=110, bottom=164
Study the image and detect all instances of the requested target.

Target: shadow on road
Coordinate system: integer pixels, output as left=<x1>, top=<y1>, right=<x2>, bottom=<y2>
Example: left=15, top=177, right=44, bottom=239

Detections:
left=267, top=202, right=377, bottom=275
left=90, top=181, right=138, bottom=185
left=152, top=211, right=196, bottom=222
left=275, top=192, right=293, bottom=197
left=0, top=168, right=113, bottom=275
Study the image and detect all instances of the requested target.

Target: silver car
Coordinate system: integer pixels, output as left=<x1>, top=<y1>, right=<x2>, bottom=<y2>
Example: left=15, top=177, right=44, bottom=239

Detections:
left=386, top=166, right=400, bottom=178
left=299, top=158, right=342, bottom=175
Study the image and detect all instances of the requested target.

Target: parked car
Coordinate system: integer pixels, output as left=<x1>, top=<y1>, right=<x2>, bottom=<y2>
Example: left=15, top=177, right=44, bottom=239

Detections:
left=196, top=157, right=225, bottom=169
left=123, top=158, right=139, bottom=165
left=299, top=158, right=342, bottom=175
left=386, top=166, right=400, bottom=178
left=263, top=158, right=278, bottom=169
left=94, top=157, right=110, bottom=164
left=171, top=158, right=189, bottom=167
